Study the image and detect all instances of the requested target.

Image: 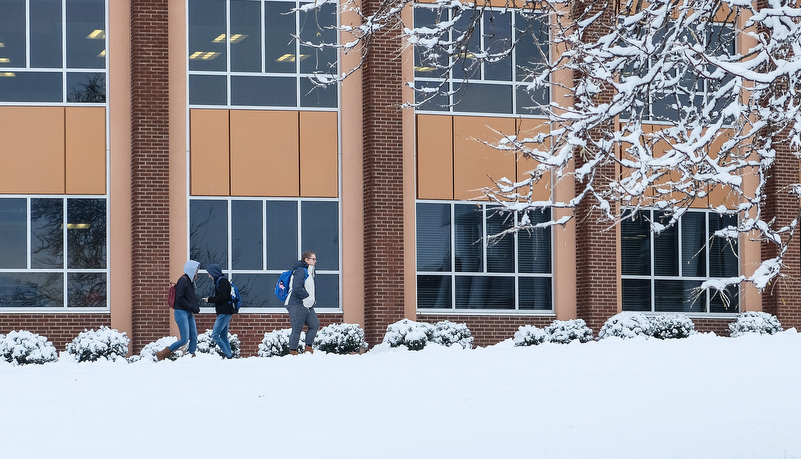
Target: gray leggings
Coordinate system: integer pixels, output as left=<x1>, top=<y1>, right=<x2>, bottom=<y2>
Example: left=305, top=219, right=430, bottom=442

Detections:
left=288, top=304, right=320, bottom=350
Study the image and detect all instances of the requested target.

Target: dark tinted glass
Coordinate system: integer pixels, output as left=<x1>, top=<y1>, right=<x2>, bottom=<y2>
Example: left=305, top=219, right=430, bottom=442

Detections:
left=518, top=209, right=551, bottom=274
left=0, top=199, right=27, bottom=269
left=0, top=272, right=63, bottom=307
left=301, top=201, right=338, bottom=270
left=654, top=279, right=704, bottom=312
left=67, top=72, right=105, bottom=102
left=31, top=0, right=63, bottom=68
left=0, top=0, right=26, bottom=68
left=66, top=0, right=105, bottom=69
left=452, top=9, right=481, bottom=81
left=486, top=209, right=514, bottom=273
left=68, top=272, right=106, bottom=307
left=231, top=75, right=296, bottom=106
left=0, top=71, right=62, bottom=102
left=299, top=3, right=337, bottom=74
left=518, top=276, right=551, bottom=310
left=314, top=273, right=339, bottom=308
left=417, top=203, right=451, bottom=271
left=231, top=0, right=262, bottom=72
left=482, top=11, right=511, bottom=81
left=453, top=82, right=512, bottom=113
left=189, top=74, right=227, bottom=105
left=414, top=80, right=450, bottom=110
left=622, top=278, right=651, bottom=311
left=653, top=213, right=678, bottom=276
left=190, top=200, right=229, bottom=269
left=232, top=200, right=263, bottom=270
left=264, top=1, right=296, bottom=73
left=31, top=198, right=64, bottom=269
left=710, top=284, right=738, bottom=313
left=514, top=12, right=548, bottom=81
left=621, top=210, right=650, bottom=275
left=189, top=0, right=227, bottom=71
left=516, top=85, right=548, bottom=116
left=300, top=78, right=337, bottom=108
left=680, top=212, right=706, bottom=277
left=709, top=213, right=738, bottom=277
left=67, top=198, right=106, bottom=269
left=455, top=275, right=514, bottom=309
left=232, top=273, right=276, bottom=307
left=413, top=7, right=446, bottom=78
left=454, top=204, right=483, bottom=272
left=266, top=201, right=298, bottom=270
left=417, top=275, right=452, bottom=309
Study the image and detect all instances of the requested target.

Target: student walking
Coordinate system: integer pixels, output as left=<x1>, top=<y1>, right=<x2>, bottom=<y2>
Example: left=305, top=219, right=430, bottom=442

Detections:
left=286, top=251, right=320, bottom=355
left=203, top=263, right=235, bottom=359
left=156, top=260, right=200, bottom=361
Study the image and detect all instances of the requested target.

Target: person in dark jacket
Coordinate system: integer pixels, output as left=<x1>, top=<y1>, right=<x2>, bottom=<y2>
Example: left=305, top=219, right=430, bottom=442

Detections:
left=156, top=260, right=200, bottom=361
left=286, top=251, right=320, bottom=355
left=203, top=263, right=235, bottom=359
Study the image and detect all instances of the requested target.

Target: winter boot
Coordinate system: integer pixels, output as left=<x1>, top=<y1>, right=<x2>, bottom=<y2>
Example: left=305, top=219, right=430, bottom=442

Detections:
left=155, top=347, right=171, bottom=361
left=289, top=349, right=298, bottom=356
left=305, top=345, right=314, bottom=355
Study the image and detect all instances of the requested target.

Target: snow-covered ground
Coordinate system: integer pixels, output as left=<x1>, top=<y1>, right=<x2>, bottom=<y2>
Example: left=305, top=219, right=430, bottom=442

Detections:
left=2, top=330, right=801, bottom=459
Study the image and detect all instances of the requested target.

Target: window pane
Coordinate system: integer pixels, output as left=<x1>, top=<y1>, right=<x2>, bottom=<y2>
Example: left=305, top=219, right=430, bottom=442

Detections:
left=486, top=210, right=514, bottom=273
left=189, top=74, right=227, bottom=105
left=31, top=198, right=63, bottom=269
left=454, top=204, right=483, bottom=272
left=0, top=273, right=63, bottom=307
left=452, top=10, right=481, bottom=81
left=414, top=79, right=449, bottom=111
left=0, top=71, right=62, bottom=102
left=621, top=210, right=650, bottom=275
left=413, top=7, right=446, bottom=78
left=482, top=11, right=512, bottom=81
left=622, top=278, right=651, bottom=311
left=299, top=3, right=337, bottom=74
left=516, top=85, right=548, bottom=116
left=710, top=284, right=738, bottom=313
left=654, top=279, right=704, bottom=313
left=231, top=0, right=262, bottom=72
left=264, top=1, right=296, bottom=74
left=231, top=273, right=276, bottom=307
left=518, top=209, right=551, bottom=274
left=66, top=0, right=105, bottom=69
left=232, top=200, right=263, bottom=270
left=231, top=75, right=296, bottom=106
left=189, top=0, right=227, bottom=72
left=417, top=275, right=452, bottom=309
left=455, top=275, right=514, bottom=309
left=709, top=213, right=738, bottom=277
left=300, top=78, right=337, bottom=108
left=653, top=213, right=678, bottom=276
left=67, top=198, right=106, bottom=269
left=518, top=276, right=551, bottom=310
left=68, top=272, right=106, bottom=307
left=301, top=201, right=339, bottom=270
left=416, top=203, right=451, bottom=271
left=0, top=198, right=27, bottom=269
left=453, top=82, right=512, bottom=114
left=31, top=0, right=63, bottom=68
left=314, top=273, right=339, bottom=308
left=514, top=12, right=548, bottom=81
left=67, top=72, right=106, bottom=103
left=266, top=201, right=298, bottom=270
left=190, top=200, right=228, bottom=269
left=681, top=211, right=706, bottom=277
left=0, top=0, right=26, bottom=68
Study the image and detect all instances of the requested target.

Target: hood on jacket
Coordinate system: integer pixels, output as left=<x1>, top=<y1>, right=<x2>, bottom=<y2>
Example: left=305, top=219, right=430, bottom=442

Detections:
left=184, top=260, right=200, bottom=279
left=206, top=263, right=223, bottom=280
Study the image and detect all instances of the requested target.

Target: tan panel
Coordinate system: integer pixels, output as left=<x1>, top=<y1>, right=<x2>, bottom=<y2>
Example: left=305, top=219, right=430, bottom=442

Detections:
left=417, top=114, right=453, bottom=200
left=190, top=109, right=230, bottom=196
left=66, top=107, right=106, bottom=195
left=516, top=118, right=551, bottom=202
left=453, top=116, right=516, bottom=200
left=230, top=110, right=299, bottom=197
left=0, top=107, right=65, bottom=194
left=706, top=130, right=741, bottom=209
left=300, top=111, right=338, bottom=198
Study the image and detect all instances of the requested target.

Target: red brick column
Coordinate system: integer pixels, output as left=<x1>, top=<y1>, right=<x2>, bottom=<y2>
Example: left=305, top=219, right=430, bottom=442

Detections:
left=129, top=0, right=171, bottom=352
left=360, top=1, right=407, bottom=346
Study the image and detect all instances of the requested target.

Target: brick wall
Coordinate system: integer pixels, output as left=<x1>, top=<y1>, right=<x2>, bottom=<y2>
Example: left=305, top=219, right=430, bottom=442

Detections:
left=422, top=314, right=556, bottom=348
left=130, top=0, right=172, bottom=353
left=0, top=314, right=111, bottom=352
left=361, top=0, right=407, bottom=346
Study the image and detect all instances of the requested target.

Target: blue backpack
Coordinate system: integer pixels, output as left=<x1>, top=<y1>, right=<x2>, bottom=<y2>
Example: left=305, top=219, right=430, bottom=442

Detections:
left=216, top=277, right=242, bottom=313
left=275, top=267, right=308, bottom=302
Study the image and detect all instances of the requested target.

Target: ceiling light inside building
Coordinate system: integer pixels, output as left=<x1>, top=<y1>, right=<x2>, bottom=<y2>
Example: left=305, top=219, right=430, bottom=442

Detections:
left=86, top=30, right=105, bottom=39
left=190, top=51, right=221, bottom=60
left=0, top=72, right=15, bottom=77
left=276, top=54, right=309, bottom=62
left=212, top=34, right=248, bottom=43
left=0, top=58, right=9, bottom=64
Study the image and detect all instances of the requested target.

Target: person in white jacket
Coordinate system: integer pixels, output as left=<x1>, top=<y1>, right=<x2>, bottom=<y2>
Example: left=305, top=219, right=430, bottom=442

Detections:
left=286, top=251, right=319, bottom=355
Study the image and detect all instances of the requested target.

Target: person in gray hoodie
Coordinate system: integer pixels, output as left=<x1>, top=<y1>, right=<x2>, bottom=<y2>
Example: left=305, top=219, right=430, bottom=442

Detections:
left=156, top=260, right=200, bottom=361
left=203, top=263, right=235, bottom=359
left=286, top=251, right=320, bottom=355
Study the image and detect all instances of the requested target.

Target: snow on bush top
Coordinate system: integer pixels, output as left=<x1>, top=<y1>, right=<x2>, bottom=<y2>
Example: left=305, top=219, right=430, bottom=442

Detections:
left=729, top=311, right=783, bottom=337
left=599, top=312, right=652, bottom=339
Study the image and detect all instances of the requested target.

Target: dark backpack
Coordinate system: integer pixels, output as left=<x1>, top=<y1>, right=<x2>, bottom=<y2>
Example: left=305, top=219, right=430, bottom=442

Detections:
left=216, top=277, right=242, bottom=313
left=274, top=267, right=308, bottom=302
left=167, top=282, right=176, bottom=308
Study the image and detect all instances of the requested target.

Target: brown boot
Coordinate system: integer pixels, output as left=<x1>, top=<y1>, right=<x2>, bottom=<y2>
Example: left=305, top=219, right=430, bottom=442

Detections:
left=155, top=347, right=171, bottom=361
left=305, top=345, right=314, bottom=355
left=289, top=349, right=298, bottom=356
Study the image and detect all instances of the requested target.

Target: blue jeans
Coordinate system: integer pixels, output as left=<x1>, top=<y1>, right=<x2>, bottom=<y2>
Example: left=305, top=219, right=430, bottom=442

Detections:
left=288, top=305, right=319, bottom=350
left=170, top=309, right=198, bottom=354
left=211, top=313, right=233, bottom=358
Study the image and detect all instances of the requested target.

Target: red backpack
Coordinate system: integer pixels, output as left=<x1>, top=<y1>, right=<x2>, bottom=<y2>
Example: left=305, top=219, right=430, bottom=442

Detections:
left=167, top=282, right=176, bottom=308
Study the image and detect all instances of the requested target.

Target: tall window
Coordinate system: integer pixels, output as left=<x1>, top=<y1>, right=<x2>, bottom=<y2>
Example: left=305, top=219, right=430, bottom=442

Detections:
left=188, top=0, right=338, bottom=108
left=0, top=0, right=107, bottom=104
left=413, top=5, right=549, bottom=116
left=0, top=197, right=107, bottom=308
left=416, top=202, right=552, bottom=311
left=189, top=198, right=340, bottom=309
left=621, top=209, right=739, bottom=313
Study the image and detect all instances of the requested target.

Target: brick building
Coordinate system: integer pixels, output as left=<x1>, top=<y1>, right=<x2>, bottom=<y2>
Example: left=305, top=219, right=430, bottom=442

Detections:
left=0, top=0, right=798, bottom=355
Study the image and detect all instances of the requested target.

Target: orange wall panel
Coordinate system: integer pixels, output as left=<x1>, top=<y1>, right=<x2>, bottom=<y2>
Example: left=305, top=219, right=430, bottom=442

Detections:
left=66, top=107, right=106, bottom=195
left=300, top=111, right=338, bottom=198
left=190, top=109, right=230, bottom=196
left=453, top=116, right=516, bottom=200
left=416, top=114, right=454, bottom=200
left=516, top=118, right=551, bottom=202
left=230, top=110, right=300, bottom=197
left=0, top=107, right=65, bottom=194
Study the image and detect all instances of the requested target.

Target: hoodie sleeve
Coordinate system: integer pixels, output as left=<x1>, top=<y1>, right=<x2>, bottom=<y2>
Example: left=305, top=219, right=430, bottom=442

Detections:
left=291, top=266, right=309, bottom=300
left=207, top=277, right=230, bottom=304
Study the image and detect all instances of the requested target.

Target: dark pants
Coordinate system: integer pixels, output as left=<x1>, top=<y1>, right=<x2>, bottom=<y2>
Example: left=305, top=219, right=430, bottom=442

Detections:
left=288, top=304, right=319, bottom=350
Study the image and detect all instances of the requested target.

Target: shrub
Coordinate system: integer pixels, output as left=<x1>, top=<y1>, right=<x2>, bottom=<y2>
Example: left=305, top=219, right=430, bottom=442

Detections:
left=0, top=331, right=58, bottom=365
left=314, top=323, right=368, bottom=354
left=729, top=311, right=783, bottom=337
left=514, top=325, right=548, bottom=347
left=431, top=320, right=474, bottom=349
left=599, top=312, right=653, bottom=340
left=545, top=319, right=593, bottom=344
left=258, top=329, right=307, bottom=357
left=133, top=337, right=179, bottom=362
left=65, top=326, right=130, bottom=362
left=197, top=329, right=241, bottom=358
left=650, top=314, right=695, bottom=340
left=382, top=319, right=434, bottom=349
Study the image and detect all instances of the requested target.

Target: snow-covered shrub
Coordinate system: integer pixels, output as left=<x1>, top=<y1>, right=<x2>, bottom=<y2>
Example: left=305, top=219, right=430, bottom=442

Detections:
left=65, top=326, right=129, bottom=362
left=545, top=319, right=593, bottom=344
left=650, top=314, right=695, bottom=340
left=514, top=325, right=548, bottom=347
left=258, top=329, right=307, bottom=357
left=729, top=311, right=783, bottom=337
left=313, top=323, right=368, bottom=354
left=430, top=320, right=473, bottom=349
left=382, top=319, right=434, bottom=349
left=0, top=331, right=58, bottom=365
left=598, top=312, right=653, bottom=340
left=133, top=337, right=178, bottom=362
left=197, top=329, right=241, bottom=358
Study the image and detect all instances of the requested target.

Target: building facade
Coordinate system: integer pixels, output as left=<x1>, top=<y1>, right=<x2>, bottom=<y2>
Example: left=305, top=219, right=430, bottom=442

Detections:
left=0, top=0, right=798, bottom=355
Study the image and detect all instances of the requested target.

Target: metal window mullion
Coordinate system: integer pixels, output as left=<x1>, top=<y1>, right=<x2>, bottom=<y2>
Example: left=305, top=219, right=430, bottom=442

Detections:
left=227, top=199, right=233, bottom=273
left=705, top=211, right=711, bottom=312
left=63, top=198, right=68, bottom=307
left=513, top=210, right=519, bottom=310
left=295, top=0, right=301, bottom=107
left=649, top=209, right=656, bottom=312
left=451, top=203, right=456, bottom=310
left=263, top=200, right=268, bottom=270
left=26, top=198, right=31, bottom=269
left=261, top=0, right=266, bottom=74
left=297, top=200, right=303, bottom=259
